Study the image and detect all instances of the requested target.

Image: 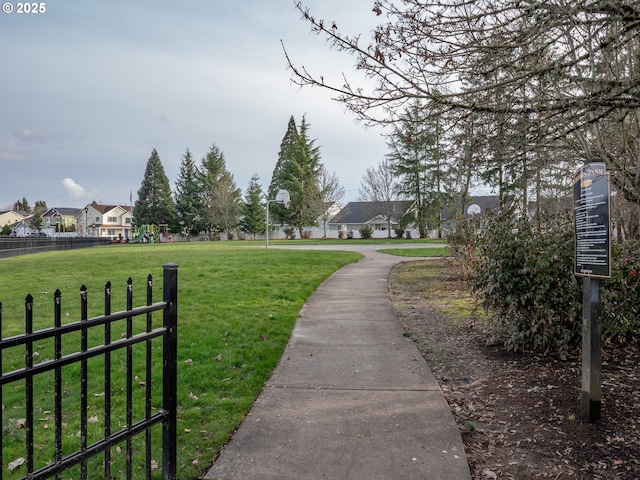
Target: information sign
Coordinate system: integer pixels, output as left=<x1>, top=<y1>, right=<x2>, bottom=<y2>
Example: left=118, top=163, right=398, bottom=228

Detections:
left=573, top=163, right=611, bottom=278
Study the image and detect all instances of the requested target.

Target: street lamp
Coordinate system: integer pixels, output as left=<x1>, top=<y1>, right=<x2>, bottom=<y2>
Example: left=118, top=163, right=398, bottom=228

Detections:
left=265, top=189, right=290, bottom=248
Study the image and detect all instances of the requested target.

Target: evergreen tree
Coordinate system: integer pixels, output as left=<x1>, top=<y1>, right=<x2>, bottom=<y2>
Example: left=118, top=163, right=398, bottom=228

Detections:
left=14, top=197, right=31, bottom=213
left=199, top=144, right=242, bottom=238
left=386, top=104, right=444, bottom=238
left=277, top=116, right=323, bottom=238
left=269, top=115, right=299, bottom=224
left=29, top=200, right=47, bottom=231
left=174, top=148, right=204, bottom=236
left=134, top=149, right=176, bottom=228
left=240, top=174, right=265, bottom=240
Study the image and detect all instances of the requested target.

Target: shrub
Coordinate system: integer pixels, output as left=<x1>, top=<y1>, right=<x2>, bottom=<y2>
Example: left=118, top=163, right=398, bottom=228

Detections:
left=338, top=230, right=345, bottom=239
left=602, top=240, right=640, bottom=342
left=359, top=225, right=374, bottom=239
left=473, top=208, right=581, bottom=358
left=283, top=227, right=296, bottom=240
left=394, top=228, right=405, bottom=239
left=346, top=230, right=354, bottom=239
left=444, top=216, right=479, bottom=281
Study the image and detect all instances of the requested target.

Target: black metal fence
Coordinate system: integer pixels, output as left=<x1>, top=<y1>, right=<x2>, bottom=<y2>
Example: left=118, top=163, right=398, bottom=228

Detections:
left=0, top=263, right=178, bottom=480
left=0, top=237, right=112, bottom=259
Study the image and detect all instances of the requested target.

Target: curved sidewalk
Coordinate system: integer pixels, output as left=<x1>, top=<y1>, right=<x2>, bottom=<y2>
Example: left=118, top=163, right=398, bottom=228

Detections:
left=205, top=247, right=471, bottom=480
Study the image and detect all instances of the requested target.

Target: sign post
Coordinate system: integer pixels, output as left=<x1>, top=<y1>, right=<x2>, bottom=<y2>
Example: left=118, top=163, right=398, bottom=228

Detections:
left=573, top=162, right=610, bottom=422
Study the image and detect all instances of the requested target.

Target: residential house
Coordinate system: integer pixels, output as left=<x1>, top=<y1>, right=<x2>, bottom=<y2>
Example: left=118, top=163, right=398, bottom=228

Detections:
left=41, top=207, right=81, bottom=233
left=328, top=196, right=507, bottom=239
left=77, top=202, right=134, bottom=240
left=10, top=218, right=37, bottom=236
left=327, top=201, right=413, bottom=238
left=0, top=210, right=29, bottom=230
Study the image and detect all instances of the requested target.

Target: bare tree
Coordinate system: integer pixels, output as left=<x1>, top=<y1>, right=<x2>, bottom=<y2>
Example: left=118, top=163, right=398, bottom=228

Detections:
left=318, top=167, right=345, bottom=238
left=358, top=159, right=402, bottom=237
left=284, top=1, right=640, bottom=202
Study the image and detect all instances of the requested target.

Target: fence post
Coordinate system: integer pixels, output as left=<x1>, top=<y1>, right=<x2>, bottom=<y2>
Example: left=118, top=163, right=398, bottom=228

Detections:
left=162, top=263, right=178, bottom=480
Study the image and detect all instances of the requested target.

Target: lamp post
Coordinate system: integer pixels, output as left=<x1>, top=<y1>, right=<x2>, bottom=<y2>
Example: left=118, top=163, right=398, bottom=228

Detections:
left=265, top=189, right=290, bottom=248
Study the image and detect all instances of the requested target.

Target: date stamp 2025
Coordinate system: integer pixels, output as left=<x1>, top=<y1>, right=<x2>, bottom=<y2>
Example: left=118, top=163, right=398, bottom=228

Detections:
left=2, top=2, right=46, bottom=14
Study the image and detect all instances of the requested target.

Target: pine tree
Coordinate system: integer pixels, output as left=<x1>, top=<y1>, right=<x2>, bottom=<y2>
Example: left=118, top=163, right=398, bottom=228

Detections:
left=269, top=116, right=299, bottom=224
left=269, top=116, right=299, bottom=200
left=278, top=115, right=323, bottom=238
left=240, top=174, right=265, bottom=240
left=386, top=104, right=444, bottom=238
left=134, top=149, right=176, bottom=228
left=174, top=148, right=204, bottom=236
left=30, top=200, right=47, bottom=231
left=199, top=144, right=242, bottom=238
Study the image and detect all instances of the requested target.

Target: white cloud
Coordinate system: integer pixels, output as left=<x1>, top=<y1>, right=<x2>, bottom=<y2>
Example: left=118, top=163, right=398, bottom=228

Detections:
left=61, top=178, right=87, bottom=200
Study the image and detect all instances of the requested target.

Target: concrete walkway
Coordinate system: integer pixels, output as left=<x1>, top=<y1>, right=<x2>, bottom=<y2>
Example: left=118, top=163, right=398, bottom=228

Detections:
left=205, top=246, right=471, bottom=480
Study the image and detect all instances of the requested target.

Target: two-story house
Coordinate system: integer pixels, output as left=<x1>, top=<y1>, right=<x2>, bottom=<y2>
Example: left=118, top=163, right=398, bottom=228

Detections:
left=0, top=210, right=29, bottom=230
left=77, top=202, right=134, bottom=240
left=41, top=207, right=81, bottom=233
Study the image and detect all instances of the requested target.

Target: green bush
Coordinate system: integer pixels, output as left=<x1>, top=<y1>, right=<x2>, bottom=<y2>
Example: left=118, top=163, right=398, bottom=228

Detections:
left=447, top=207, right=640, bottom=357
left=359, top=225, right=373, bottom=239
left=602, top=240, right=640, bottom=342
left=473, top=209, right=581, bottom=358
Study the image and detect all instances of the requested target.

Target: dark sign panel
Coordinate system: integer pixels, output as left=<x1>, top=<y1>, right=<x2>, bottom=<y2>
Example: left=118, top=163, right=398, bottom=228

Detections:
left=573, top=163, right=611, bottom=278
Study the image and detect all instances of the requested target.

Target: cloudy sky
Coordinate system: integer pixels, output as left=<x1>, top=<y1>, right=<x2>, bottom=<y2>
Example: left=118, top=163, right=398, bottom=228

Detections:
left=0, top=0, right=389, bottom=210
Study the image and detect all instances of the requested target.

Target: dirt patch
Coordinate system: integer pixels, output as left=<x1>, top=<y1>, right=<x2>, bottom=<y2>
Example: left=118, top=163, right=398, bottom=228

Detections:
left=388, top=260, right=640, bottom=479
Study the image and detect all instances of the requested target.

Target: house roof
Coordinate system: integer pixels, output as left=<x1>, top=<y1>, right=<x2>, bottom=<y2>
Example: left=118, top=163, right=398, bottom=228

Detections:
left=329, top=201, right=409, bottom=225
left=85, top=202, right=133, bottom=214
left=42, top=207, right=81, bottom=217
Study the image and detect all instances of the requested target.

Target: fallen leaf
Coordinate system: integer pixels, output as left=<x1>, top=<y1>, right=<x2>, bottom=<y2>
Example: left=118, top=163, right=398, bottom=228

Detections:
left=8, top=457, right=25, bottom=471
left=482, top=468, right=498, bottom=479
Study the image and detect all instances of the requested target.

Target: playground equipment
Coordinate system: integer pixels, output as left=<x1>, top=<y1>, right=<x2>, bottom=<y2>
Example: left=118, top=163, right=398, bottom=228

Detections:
left=129, top=224, right=170, bottom=243
left=130, top=224, right=158, bottom=243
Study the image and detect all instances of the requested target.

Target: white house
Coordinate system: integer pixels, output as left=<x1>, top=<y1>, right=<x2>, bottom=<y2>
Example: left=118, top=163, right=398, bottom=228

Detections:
left=77, top=202, right=134, bottom=240
left=327, top=201, right=413, bottom=238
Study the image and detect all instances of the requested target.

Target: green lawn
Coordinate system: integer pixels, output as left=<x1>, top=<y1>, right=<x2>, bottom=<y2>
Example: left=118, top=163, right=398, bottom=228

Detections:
left=0, top=242, right=361, bottom=479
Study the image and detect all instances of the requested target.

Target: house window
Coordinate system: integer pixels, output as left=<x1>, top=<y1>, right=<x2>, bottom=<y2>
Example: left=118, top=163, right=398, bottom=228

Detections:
left=107, top=216, right=117, bottom=223
left=95, top=216, right=100, bottom=223
left=125, top=217, right=132, bottom=224
left=107, top=229, right=116, bottom=236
